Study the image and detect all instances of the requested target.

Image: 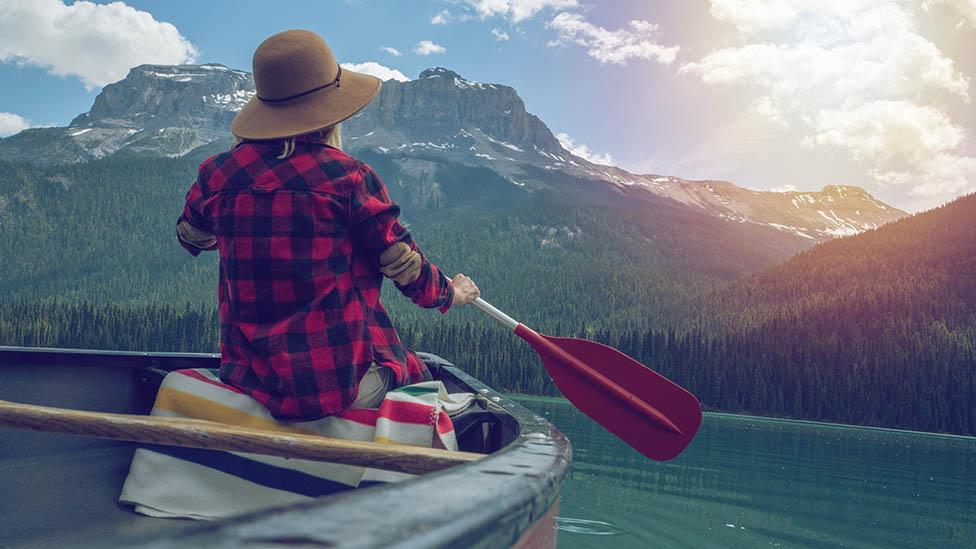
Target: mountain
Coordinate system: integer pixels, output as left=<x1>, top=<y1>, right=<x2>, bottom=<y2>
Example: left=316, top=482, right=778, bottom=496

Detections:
left=0, top=64, right=905, bottom=241
left=0, top=62, right=912, bottom=331
left=0, top=64, right=253, bottom=162
left=681, top=192, right=976, bottom=434
left=719, top=192, right=976, bottom=325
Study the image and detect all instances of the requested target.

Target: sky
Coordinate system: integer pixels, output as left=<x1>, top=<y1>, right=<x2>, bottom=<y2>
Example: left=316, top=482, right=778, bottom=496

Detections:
left=0, top=0, right=975, bottom=212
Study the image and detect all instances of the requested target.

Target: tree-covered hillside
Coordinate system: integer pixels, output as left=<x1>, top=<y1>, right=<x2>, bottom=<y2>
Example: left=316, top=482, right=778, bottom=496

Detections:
left=716, top=193, right=976, bottom=330
left=0, top=151, right=808, bottom=331
left=693, top=194, right=976, bottom=434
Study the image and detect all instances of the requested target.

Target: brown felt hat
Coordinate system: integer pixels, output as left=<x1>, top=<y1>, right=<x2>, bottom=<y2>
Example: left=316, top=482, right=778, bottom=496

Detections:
left=231, top=29, right=381, bottom=140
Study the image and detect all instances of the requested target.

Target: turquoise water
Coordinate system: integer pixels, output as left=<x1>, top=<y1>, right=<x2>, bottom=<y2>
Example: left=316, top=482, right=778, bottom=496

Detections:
left=513, top=396, right=976, bottom=548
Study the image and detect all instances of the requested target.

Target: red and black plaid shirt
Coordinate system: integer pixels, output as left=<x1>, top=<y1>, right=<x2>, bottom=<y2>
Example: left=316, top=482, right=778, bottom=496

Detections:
left=177, top=136, right=453, bottom=420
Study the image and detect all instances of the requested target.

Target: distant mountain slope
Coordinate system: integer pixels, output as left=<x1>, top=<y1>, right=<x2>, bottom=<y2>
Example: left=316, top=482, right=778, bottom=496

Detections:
left=0, top=64, right=905, bottom=241
left=723, top=192, right=976, bottom=325
left=684, top=193, right=976, bottom=434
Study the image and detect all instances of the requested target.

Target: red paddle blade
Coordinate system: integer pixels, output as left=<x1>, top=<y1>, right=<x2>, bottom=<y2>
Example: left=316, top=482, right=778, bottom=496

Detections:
left=514, top=325, right=701, bottom=461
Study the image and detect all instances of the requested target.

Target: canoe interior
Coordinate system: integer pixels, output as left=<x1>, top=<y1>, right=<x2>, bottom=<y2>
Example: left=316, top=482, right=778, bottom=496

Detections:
left=0, top=347, right=521, bottom=548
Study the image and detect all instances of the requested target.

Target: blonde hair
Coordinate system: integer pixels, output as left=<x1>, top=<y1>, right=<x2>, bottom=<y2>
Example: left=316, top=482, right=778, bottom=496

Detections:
left=278, top=124, right=342, bottom=159
left=233, top=124, right=343, bottom=159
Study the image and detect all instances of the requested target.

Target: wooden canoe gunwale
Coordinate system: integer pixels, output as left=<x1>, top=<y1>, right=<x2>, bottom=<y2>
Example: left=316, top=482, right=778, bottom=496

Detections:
left=0, top=345, right=573, bottom=549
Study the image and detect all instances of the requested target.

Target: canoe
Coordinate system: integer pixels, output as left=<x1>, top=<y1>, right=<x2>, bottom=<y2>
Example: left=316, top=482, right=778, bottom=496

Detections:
left=0, top=345, right=572, bottom=548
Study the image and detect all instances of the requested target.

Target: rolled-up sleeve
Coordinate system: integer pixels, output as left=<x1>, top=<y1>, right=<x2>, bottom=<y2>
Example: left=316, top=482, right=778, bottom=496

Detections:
left=177, top=176, right=217, bottom=256
left=349, top=163, right=454, bottom=312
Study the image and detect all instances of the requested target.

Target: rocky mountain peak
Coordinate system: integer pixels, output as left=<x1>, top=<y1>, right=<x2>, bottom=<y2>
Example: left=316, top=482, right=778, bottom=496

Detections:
left=820, top=185, right=869, bottom=197
left=418, top=67, right=462, bottom=80
left=345, top=67, right=565, bottom=155
left=70, top=63, right=254, bottom=128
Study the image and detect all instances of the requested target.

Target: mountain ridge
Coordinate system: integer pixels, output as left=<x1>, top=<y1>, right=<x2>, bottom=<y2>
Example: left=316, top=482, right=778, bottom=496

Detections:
left=0, top=63, right=906, bottom=241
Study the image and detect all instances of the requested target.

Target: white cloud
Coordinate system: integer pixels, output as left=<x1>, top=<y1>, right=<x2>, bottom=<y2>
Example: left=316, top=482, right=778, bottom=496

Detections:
left=681, top=39, right=969, bottom=104
left=431, top=9, right=451, bottom=25
left=709, top=0, right=798, bottom=34
left=910, top=154, right=976, bottom=200
left=467, top=0, right=579, bottom=23
left=874, top=153, right=976, bottom=207
left=805, top=101, right=964, bottom=164
left=752, top=96, right=788, bottom=126
left=867, top=168, right=911, bottom=187
left=380, top=46, right=402, bottom=57
left=0, top=0, right=198, bottom=90
left=492, top=28, right=511, bottom=41
left=414, top=40, right=447, bottom=55
left=547, top=12, right=679, bottom=65
left=924, top=0, right=976, bottom=27
left=341, top=62, right=409, bottom=82
left=0, top=112, right=30, bottom=137
left=683, top=0, right=974, bottom=209
left=556, top=132, right=614, bottom=165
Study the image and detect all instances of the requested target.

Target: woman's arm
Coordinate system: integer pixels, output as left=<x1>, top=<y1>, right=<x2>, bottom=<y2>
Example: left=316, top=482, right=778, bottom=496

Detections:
left=349, top=163, right=461, bottom=312
left=176, top=176, right=217, bottom=256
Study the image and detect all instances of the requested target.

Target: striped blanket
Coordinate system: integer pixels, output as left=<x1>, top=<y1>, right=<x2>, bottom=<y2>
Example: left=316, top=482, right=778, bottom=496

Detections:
left=119, top=368, right=473, bottom=520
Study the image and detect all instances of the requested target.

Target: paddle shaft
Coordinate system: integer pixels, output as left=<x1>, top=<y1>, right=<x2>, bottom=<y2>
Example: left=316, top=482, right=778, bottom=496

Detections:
left=0, top=399, right=481, bottom=475
left=472, top=297, right=683, bottom=435
left=472, top=298, right=518, bottom=330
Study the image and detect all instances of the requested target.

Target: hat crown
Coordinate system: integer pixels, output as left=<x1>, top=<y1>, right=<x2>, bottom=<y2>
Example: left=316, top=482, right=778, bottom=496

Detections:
left=252, top=30, right=338, bottom=102
left=233, top=29, right=381, bottom=140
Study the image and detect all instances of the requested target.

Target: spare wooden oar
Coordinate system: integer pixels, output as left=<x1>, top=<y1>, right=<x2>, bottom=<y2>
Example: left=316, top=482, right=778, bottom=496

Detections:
left=0, top=399, right=481, bottom=475
left=472, top=297, right=702, bottom=461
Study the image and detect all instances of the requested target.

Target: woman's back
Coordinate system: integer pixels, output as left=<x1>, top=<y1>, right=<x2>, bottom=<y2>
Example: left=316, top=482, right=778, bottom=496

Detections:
left=176, top=29, right=479, bottom=422
left=180, top=135, right=453, bottom=420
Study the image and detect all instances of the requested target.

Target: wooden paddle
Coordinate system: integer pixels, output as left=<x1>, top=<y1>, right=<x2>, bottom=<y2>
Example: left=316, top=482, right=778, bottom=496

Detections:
left=0, top=398, right=481, bottom=475
left=472, top=297, right=702, bottom=461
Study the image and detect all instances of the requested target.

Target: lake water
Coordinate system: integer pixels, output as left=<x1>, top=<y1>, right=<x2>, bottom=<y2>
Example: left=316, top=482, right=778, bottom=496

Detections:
left=513, top=396, right=976, bottom=548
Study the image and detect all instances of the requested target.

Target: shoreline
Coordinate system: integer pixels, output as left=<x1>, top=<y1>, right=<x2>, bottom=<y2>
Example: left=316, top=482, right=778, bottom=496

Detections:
left=506, top=393, right=976, bottom=442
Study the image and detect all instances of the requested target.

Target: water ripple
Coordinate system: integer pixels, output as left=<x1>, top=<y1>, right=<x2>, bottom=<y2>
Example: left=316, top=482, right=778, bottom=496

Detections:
left=556, top=517, right=630, bottom=536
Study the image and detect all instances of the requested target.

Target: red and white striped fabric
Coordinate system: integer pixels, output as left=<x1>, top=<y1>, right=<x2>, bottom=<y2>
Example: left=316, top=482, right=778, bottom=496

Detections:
left=119, top=368, right=469, bottom=520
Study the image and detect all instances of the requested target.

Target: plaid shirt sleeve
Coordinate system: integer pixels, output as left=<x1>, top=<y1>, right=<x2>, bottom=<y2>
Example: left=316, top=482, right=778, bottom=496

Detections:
left=176, top=170, right=218, bottom=257
left=350, top=163, right=454, bottom=313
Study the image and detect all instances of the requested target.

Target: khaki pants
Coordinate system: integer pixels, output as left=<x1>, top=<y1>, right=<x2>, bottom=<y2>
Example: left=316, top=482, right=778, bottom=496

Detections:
left=350, top=362, right=394, bottom=409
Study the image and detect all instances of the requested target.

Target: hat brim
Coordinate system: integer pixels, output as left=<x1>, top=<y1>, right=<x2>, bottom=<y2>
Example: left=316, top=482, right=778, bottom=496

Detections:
left=231, top=69, right=381, bottom=140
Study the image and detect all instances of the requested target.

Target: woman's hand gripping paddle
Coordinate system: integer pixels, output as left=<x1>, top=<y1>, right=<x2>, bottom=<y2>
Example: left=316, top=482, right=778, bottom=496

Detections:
left=472, top=297, right=702, bottom=461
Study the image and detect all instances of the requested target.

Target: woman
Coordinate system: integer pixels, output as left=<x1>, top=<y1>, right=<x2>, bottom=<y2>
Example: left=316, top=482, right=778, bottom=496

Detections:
left=175, top=29, right=480, bottom=421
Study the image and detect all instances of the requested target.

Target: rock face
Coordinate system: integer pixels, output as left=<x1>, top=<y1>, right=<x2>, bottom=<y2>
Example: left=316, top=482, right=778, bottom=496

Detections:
left=344, top=68, right=563, bottom=153
left=0, top=64, right=251, bottom=161
left=73, top=63, right=253, bottom=158
left=77, top=64, right=253, bottom=127
left=0, top=64, right=906, bottom=240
